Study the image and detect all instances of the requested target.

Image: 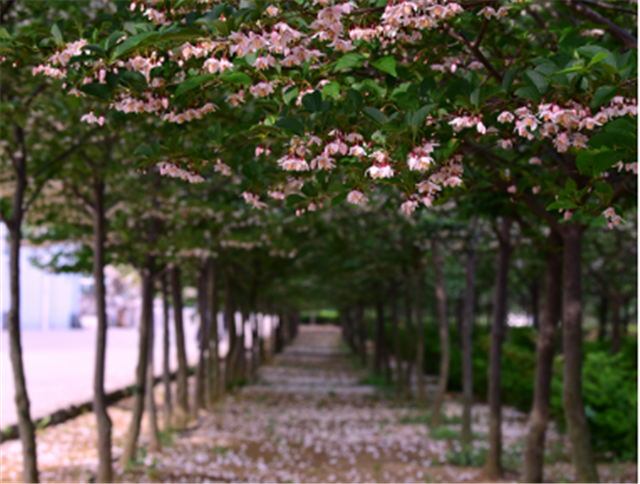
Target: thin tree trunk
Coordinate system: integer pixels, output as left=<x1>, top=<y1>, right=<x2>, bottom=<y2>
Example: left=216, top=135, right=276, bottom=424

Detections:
left=611, top=292, right=622, bottom=355
left=374, top=302, right=384, bottom=376
left=119, top=255, right=153, bottom=467
left=403, top=269, right=414, bottom=401
left=461, top=237, right=477, bottom=447
left=193, top=264, right=208, bottom=416
left=171, top=266, right=189, bottom=430
left=391, top=284, right=403, bottom=394
left=160, top=272, right=172, bottom=430
left=561, top=224, right=599, bottom=483
left=485, top=217, right=512, bottom=479
left=92, top=176, right=112, bottom=482
left=357, top=302, right=367, bottom=367
left=531, top=280, right=540, bottom=331
left=415, top=260, right=426, bottom=408
left=597, top=294, right=608, bottom=342
left=207, top=258, right=220, bottom=406
left=431, top=237, right=450, bottom=428
left=524, top=230, right=563, bottom=483
left=146, top=294, right=161, bottom=452
left=224, top=267, right=238, bottom=385
left=7, top=122, right=38, bottom=483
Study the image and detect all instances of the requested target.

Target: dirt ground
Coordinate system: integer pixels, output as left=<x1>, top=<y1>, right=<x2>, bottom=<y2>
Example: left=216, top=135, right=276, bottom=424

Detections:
left=0, top=325, right=636, bottom=483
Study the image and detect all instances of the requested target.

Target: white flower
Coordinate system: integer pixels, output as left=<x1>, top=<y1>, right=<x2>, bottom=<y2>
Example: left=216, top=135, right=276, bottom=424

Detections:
left=347, top=190, right=367, bottom=205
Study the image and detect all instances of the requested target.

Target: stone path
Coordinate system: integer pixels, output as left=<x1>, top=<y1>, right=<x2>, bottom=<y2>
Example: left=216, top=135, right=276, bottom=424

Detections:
left=0, top=325, right=636, bottom=483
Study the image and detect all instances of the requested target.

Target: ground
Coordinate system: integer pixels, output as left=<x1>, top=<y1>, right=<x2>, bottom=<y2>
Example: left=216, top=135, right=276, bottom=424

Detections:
left=0, top=325, right=636, bottom=483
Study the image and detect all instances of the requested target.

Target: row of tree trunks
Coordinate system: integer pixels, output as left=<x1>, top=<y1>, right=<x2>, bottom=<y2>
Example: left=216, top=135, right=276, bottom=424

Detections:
left=460, top=235, right=476, bottom=447
left=160, top=273, right=172, bottom=429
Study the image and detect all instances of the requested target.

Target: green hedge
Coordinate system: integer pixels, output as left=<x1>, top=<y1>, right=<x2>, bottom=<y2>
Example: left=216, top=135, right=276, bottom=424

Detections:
left=378, top=321, right=637, bottom=460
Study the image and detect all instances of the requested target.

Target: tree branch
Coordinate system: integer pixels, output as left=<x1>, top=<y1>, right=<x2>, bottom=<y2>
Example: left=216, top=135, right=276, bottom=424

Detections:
left=579, top=0, right=637, bottom=15
left=521, top=194, right=562, bottom=234
left=0, top=0, right=15, bottom=24
left=33, top=127, right=103, bottom=178
left=448, top=27, right=503, bottom=83
left=563, top=0, right=637, bottom=50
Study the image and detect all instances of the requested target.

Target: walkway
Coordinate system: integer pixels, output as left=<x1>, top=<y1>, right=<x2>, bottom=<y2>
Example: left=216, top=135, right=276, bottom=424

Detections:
left=0, top=325, right=636, bottom=483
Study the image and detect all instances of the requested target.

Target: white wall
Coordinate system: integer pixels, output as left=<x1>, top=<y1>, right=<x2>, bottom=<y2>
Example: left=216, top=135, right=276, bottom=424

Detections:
left=1, top=224, right=82, bottom=330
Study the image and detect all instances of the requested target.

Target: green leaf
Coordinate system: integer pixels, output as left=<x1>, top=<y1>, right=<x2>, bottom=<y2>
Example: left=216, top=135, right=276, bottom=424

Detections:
left=51, top=24, right=63, bottom=45
left=347, top=89, right=363, bottom=110
left=133, top=145, right=154, bottom=157
left=286, top=194, right=306, bottom=207
left=589, top=131, right=636, bottom=151
left=371, top=56, right=397, bottom=77
left=84, top=44, right=106, bottom=57
left=275, top=117, right=304, bottom=135
left=111, top=32, right=159, bottom=62
left=104, top=31, right=126, bottom=51
left=525, top=70, right=548, bottom=94
left=302, top=90, right=322, bottom=112
left=411, top=104, right=436, bottom=127
left=588, top=52, right=609, bottom=68
left=301, top=183, right=318, bottom=197
left=0, top=28, right=10, bottom=40
left=334, top=53, right=365, bottom=72
left=362, top=107, right=387, bottom=125
left=174, top=74, right=215, bottom=97
left=79, top=83, right=111, bottom=101
left=592, top=86, right=618, bottom=109
left=331, top=191, right=349, bottom=207
left=322, top=81, right=341, bottom=100
left=576, top=149, right=626, bottom=175
left=110, top=31, right=158, bottom=60
left=283, top=86, right=299, bottom=105
left=546, top=200, right=578, bottom=211
left=223, top=71, right=252, bottom=85
left=514, top=86, right=542, bottom=103
left=502, top=67, right=519, bottom=93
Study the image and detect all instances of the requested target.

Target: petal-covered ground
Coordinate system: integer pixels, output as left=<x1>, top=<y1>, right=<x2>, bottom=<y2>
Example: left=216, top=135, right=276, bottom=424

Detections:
left=1, top=325, right=636, bottom=483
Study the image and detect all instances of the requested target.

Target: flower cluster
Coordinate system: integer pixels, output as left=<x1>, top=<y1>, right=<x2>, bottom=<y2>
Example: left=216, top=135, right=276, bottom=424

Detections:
left=158, top=161, right=205, bottom=183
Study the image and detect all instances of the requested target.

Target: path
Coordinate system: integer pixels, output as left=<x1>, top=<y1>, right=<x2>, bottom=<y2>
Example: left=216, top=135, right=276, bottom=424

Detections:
left=0, top=325, right=636, bottom=483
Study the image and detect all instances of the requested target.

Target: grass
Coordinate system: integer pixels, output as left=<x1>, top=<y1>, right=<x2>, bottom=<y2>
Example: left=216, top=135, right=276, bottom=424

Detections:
left=398, top=412, right=462, bottom=426
left=446, top=445, right=487, bottom=467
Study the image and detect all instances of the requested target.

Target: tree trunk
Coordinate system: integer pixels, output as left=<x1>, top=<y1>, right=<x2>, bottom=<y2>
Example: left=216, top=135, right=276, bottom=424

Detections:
left=461, top=237, right=476, bottom=447
left=374, top=302, right=384, bottom=377
left=119, top=255, right=153, bottom=467
left=145, top=294, right=161, bottom=453
left=357, top=302, right=367, bottom=367
left=207, top=258, right=220, bottom=406
left=171, top=266, right=189, bottom=430
left=224, top=267, right=238, bottom=385
left=485, top=217, right=512, bottom=479
left=92, top=177, right=112, bottom=482
left=7, top=122, right=39, bottom=483
left=431, top=237, right=450, bottom=428
left=415, top=260, right=426, bottom=408
left=611, top=292, right=622, bottom=355
left=561, top=224, right=599, bottom=483
left=403, top=269, right=414, bottom=401
left=391, top=284, right=403, bottom=394
left=523, top=230, right=563, bottom=483
left=597, top=294, right=608, bottom=342
left=531, top=280, right=540, bottom=331
left=160, top=272, right=172, bottom=430
left=193, top=264, right=208, bottom=416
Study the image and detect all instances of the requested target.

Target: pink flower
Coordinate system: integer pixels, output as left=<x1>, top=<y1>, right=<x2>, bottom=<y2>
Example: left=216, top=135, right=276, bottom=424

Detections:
left=347, top=190, right=367, bottom=205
